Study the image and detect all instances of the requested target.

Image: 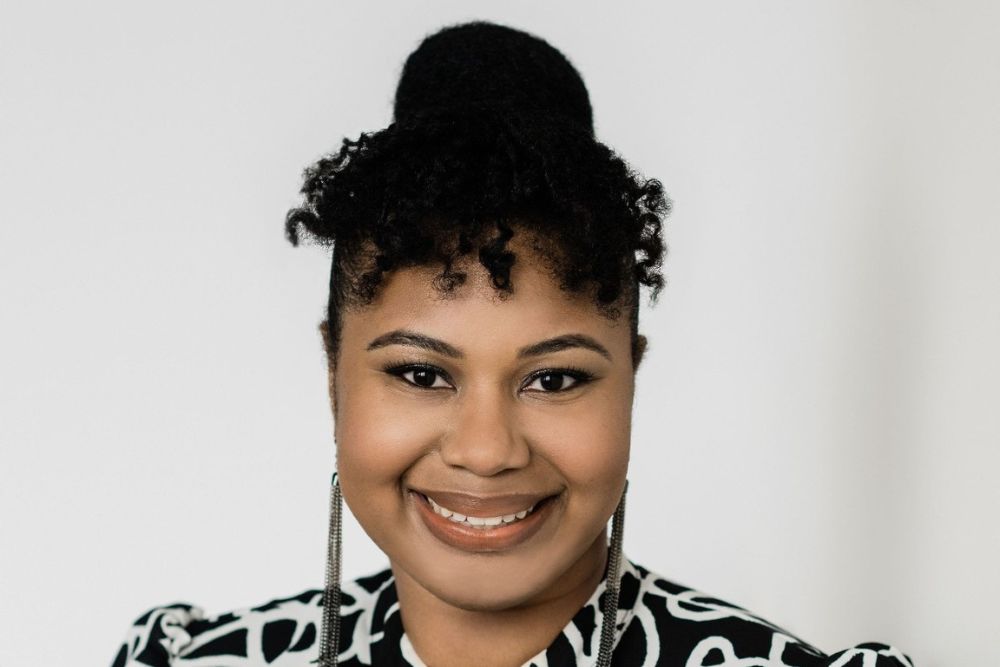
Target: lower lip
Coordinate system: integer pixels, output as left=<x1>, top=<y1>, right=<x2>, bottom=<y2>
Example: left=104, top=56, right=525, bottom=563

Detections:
left=410, top=491, right=556, bottom=553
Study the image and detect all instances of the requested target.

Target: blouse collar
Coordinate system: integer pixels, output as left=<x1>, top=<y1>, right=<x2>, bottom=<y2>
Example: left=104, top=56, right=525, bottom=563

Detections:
left=354, top=555, right=639, bottom=667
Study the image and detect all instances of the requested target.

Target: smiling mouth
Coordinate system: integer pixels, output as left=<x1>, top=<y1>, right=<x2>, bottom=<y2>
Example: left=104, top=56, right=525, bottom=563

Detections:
left=409, top=490, right=560, bottom=552
left=421, top=493, right=544, bottom=528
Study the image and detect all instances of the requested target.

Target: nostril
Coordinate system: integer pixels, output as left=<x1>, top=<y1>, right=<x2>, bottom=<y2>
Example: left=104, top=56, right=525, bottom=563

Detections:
left=438, top=432, right=529, bottom=476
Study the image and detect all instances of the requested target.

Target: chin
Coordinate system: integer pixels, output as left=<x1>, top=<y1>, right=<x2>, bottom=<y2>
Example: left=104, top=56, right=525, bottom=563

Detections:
left=393, top=531, right=600, bottom=614
left=416, top=561, right=555, bottom=612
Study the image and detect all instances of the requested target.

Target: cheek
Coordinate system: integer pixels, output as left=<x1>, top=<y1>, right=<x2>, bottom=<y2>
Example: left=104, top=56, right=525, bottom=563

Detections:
left=528, top=387, right=632, bottom=492
left=333, top=382, right=445, bottom=528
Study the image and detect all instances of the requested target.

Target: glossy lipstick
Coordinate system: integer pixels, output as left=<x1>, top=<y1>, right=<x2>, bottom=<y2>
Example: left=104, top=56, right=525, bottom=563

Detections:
left=410, top=490, right=557, bottom=553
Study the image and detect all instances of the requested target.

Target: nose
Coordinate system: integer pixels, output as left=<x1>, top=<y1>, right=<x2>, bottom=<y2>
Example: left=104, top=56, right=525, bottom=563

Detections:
left=439, top=383, right=531, bottom=476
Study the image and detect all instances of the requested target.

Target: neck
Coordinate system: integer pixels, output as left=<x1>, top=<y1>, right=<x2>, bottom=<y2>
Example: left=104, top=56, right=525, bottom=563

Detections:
left=393, top=531, right=609, bottom=667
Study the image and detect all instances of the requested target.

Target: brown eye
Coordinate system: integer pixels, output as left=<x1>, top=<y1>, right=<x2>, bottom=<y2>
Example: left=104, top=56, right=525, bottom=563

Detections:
left=408, top=368, right=440, bottom=387
left=384, top=364, right=453, bottom=390
left=539, top=372, right=567, bottom=391
left=523, top=369, right=593, bottom=393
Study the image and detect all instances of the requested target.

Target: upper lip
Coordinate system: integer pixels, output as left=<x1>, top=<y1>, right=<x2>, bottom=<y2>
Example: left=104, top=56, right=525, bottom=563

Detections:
left=412, top=489, right=557, bottom=517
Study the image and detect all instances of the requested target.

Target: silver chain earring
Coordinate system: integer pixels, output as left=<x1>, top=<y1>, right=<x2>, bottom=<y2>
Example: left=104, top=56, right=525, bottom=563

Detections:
left=315, top=474, right=627, bottom=667
left=316, top=471, right=343, bottom=667
left=596, top=479, right=628, bottom=667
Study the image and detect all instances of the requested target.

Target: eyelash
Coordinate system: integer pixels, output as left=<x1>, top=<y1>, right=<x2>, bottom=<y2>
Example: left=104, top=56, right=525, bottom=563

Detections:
left=379, top=360, right=596, bottom=393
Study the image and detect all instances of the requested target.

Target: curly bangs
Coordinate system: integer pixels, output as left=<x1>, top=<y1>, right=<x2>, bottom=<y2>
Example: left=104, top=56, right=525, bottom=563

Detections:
left=285, top=107, right=669, bottom=359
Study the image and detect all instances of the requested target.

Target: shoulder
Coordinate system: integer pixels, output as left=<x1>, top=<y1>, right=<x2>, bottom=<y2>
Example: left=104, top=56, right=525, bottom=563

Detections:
left=617, top=560, right=915, bottom=666
left=110, top=568, right=395, bottom=667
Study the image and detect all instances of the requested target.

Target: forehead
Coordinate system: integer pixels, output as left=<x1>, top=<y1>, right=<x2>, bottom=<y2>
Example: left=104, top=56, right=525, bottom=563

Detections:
left=340, top=241, right=630, bottom=352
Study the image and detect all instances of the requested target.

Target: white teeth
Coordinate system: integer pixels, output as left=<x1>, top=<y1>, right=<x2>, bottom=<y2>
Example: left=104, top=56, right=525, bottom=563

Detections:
left=424, top=495, right=539, bottom=529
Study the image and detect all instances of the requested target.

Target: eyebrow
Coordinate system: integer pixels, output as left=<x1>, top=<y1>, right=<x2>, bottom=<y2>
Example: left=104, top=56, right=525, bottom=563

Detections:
left=367, top=330, right=462, bottom=358
left=366, top=329, right=612, bottom=361
left=518, top=333, right=612, bottom=361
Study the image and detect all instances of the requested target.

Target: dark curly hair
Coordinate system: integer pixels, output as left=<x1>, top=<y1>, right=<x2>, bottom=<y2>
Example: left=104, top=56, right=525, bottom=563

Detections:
left=285, top=21, right=669, bottom=367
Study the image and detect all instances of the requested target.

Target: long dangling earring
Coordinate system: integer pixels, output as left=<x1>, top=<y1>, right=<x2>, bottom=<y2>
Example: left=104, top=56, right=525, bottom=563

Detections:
left=316, top=475, right=626, bottom=666
left=596, top=479, right=628, bottom=667
left=317, top=470, right=343, bottom=667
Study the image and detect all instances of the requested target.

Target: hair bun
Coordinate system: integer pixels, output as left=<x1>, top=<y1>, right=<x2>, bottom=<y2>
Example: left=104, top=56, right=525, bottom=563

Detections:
left=393, top=21, right=594, bottom=134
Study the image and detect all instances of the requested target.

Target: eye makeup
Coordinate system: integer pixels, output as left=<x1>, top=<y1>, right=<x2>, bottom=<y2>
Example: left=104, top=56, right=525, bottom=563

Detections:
left=521, top=366, right=596, bottom=392
left=378, top=359, right=597, bottom=393
left=380, top=360, right=454, bottom=390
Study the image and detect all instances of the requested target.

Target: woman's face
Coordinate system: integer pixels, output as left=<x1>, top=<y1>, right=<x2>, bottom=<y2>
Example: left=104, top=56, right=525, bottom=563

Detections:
left=330, top=237, right=639, bottom=611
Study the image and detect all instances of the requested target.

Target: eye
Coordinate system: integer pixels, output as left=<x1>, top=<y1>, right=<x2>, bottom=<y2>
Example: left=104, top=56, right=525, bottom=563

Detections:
left=522, top=368, right=594, bottom=393
left=384, top=364, right=453, bottom=390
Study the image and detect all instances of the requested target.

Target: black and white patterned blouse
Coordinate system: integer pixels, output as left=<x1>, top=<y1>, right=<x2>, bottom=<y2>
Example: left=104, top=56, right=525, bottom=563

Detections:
left=112, top=557, right=912, bottom=666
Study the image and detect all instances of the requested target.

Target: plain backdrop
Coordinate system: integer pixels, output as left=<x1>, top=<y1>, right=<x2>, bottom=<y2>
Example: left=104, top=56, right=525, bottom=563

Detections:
left=1, top=2, right=998, bottom=665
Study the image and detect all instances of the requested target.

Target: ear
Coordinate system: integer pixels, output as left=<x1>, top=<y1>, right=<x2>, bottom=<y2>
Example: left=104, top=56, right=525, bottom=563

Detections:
left=319, top=320, right=337, bottom=415
left=632, top=334, right=648, bottom=372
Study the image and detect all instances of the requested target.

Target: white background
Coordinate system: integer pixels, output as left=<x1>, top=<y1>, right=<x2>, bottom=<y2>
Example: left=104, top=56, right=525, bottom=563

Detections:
left=1, top=2, right=998, bottom=665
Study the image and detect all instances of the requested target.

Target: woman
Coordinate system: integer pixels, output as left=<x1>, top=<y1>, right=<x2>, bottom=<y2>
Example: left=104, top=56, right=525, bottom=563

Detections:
left=112, top=21, right=912, bottom=667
